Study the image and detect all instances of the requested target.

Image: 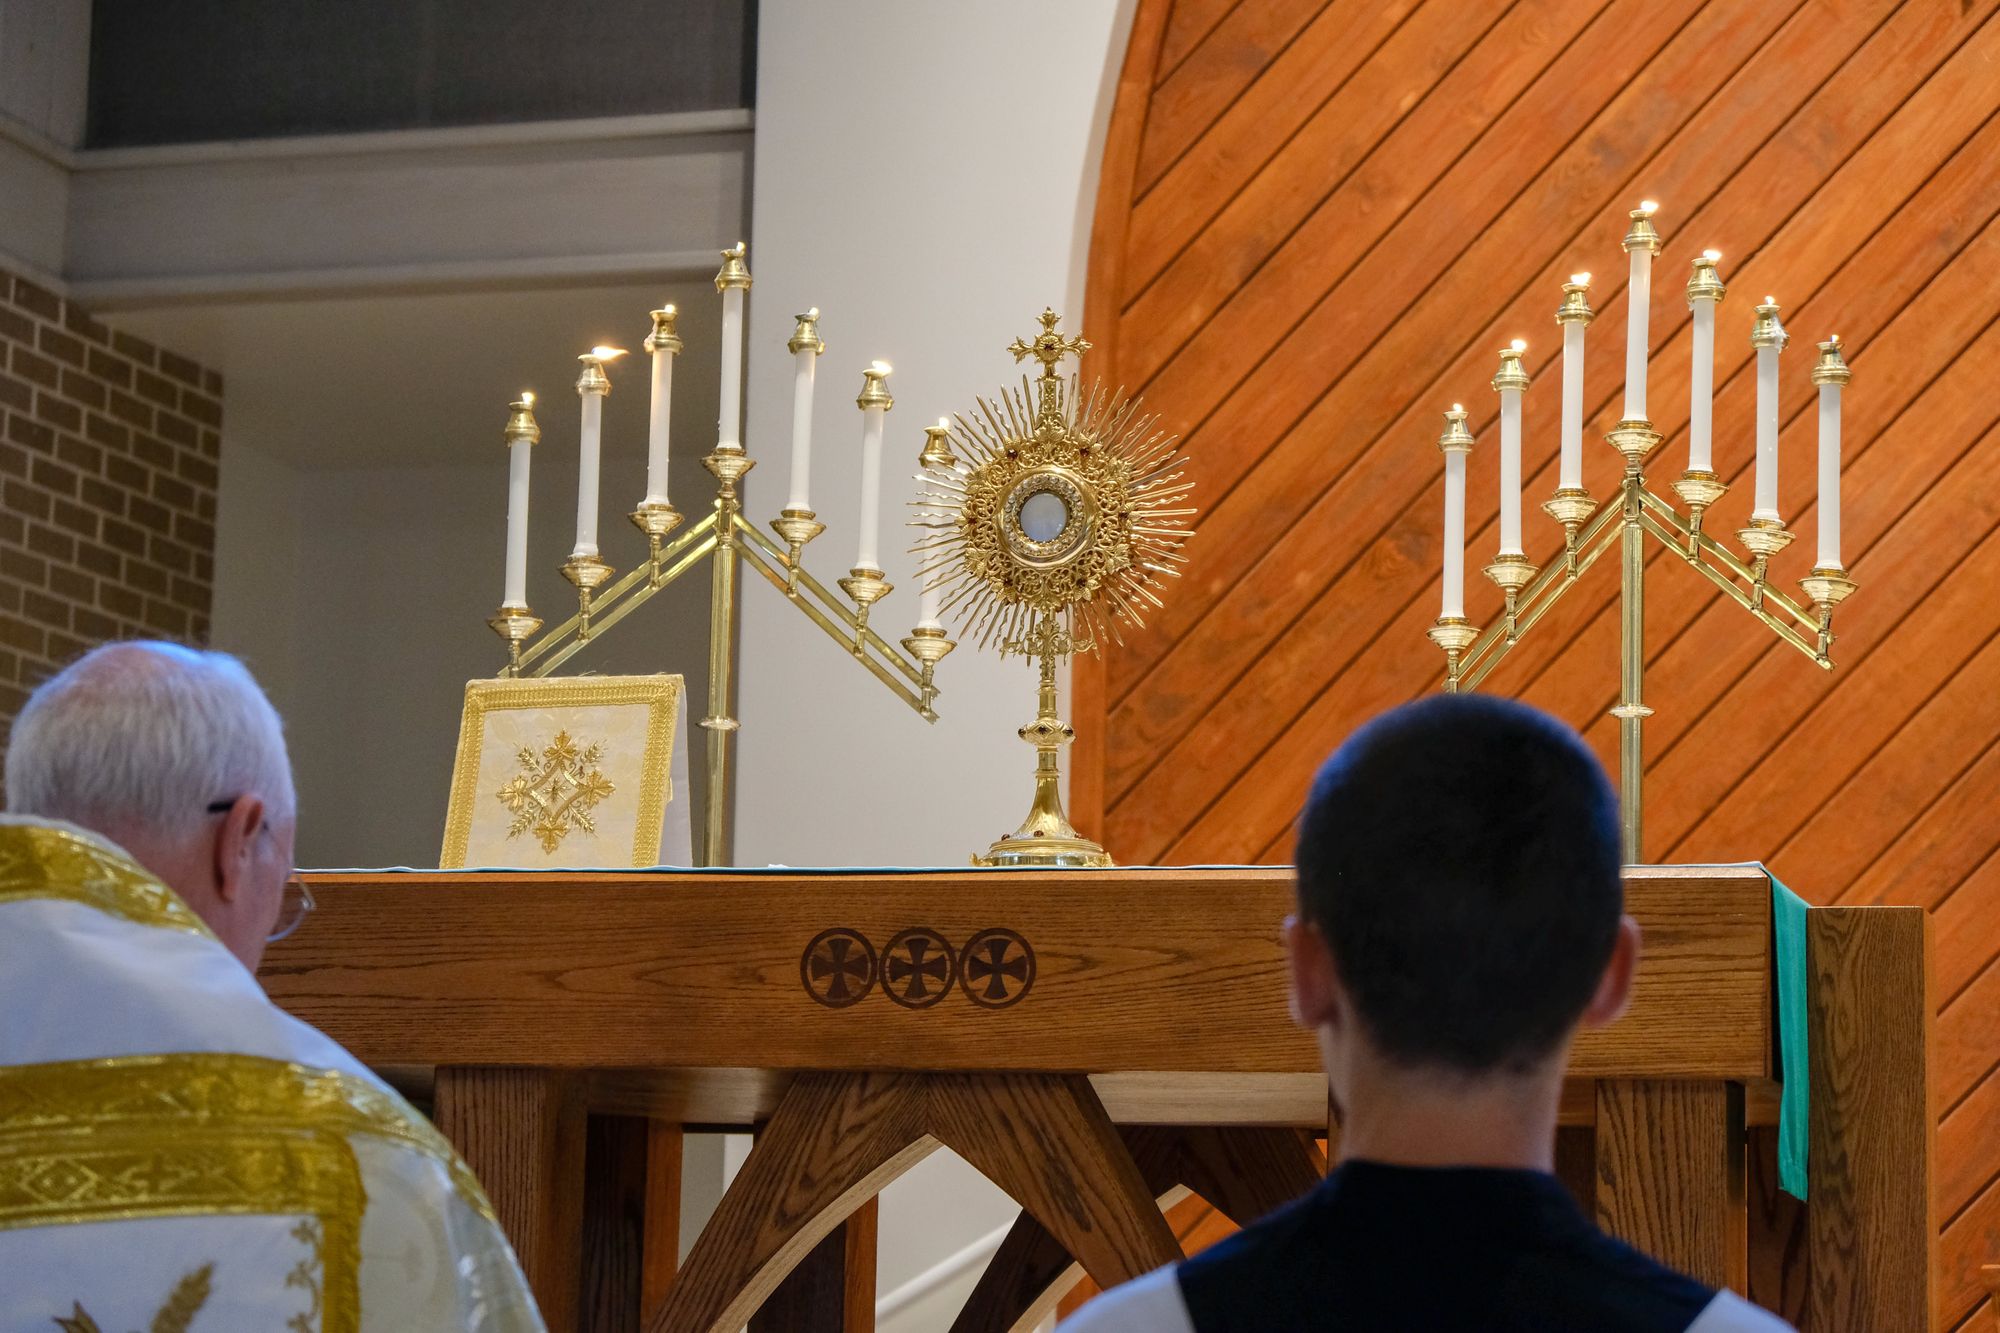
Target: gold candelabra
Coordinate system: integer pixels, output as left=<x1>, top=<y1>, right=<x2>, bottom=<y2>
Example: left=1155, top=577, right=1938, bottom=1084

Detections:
left=487, top=247, right=954, bottom=867
left=1428, top=206, right=1857, bottom=864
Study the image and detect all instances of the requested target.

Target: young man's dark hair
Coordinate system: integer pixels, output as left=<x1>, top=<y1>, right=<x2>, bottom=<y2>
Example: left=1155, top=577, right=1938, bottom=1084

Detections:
left=1295, top=691, right=1623, bottom=1074
left=1065, top=695, right=1792, bottom=1333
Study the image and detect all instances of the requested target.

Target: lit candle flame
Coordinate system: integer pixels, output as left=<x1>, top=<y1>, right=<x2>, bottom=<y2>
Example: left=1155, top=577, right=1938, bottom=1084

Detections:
left=588, top=345, right=628, bottom=361
left=1510, top=339, right=1528, bottom=353
left=937, top=416, right=949, bottom=429
left=1570, top=272, right=1590, bottom=285
left=871, top=360, right=893, bottom=375
left=520, top=391, right=534, bottom=405
left=1702, top=249, right=1721, bottom=262
left=1452, top=403, right=1464, bottom=413
left=807, top=306, right=820, bottom=319
left=1765, top=296, right=1777, bottom=305
left=663, top=304, right=676, bottom=316
left=1639, top=199, right=1659, bottom=215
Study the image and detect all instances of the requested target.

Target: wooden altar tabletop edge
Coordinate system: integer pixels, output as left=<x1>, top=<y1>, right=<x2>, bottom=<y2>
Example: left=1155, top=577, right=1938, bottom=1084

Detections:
left=267, top=864, right=1772, bottom=1086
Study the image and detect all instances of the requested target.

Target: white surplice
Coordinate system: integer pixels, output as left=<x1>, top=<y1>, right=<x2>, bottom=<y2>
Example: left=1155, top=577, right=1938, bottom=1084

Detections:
left=0, top=817, right=545, bottom=1333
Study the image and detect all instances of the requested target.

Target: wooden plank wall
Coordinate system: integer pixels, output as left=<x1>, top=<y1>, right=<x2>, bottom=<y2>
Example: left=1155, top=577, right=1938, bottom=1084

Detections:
left=1076, top=1, right=2000, bottom=1326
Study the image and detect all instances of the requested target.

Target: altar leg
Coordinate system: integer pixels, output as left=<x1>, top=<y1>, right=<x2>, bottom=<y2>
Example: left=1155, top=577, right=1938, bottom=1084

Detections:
left=434, top=1066, right=587, bottom=1331
left=928, top=1073, right=1181, bottom=1290
left=653, top=1072, right=1179, bottom=1333
left=647, top=1072, right=935, bottom=1333
left=750, top=1199, right=877, bottom=1333
left=1805, top=906, right=1934, bottom=1332
left=1594, top=1079, right=1745, bottom=1292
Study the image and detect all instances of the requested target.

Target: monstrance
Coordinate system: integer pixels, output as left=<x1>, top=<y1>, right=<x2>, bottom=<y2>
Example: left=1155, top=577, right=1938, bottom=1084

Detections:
left=913, top=310, right=1195, bottom=867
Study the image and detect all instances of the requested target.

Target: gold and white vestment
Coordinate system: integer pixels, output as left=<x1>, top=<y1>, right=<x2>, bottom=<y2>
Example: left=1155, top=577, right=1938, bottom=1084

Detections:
left=0, top=818, right=546, bottom=1332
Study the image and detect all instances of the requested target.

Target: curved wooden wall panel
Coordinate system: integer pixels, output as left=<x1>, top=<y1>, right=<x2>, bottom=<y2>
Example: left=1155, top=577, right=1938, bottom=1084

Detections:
left=1081, top=2, right=2000, bottom=1326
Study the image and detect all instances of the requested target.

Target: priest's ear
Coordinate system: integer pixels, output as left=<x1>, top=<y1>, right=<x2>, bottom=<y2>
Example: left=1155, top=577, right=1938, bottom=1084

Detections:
left=1285, top=913, right=1345, bottom=1032
left=211, top=794, right=267, bottom=904
left=1579, top=914, right=1642, bottom=1031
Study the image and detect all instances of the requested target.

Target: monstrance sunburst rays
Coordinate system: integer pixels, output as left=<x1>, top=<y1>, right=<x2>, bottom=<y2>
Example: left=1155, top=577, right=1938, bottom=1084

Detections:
left=908, top=308, right=1196, bottom=867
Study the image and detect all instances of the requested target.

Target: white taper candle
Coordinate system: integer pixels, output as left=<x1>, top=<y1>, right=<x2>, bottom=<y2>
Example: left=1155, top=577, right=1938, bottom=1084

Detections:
left=573, top=347, right=624, bottom=558
left=918, top=560, right=942, bottom=630
left=1751, top=299, right=1787, bottom=523
left=1686, top=251, right=1725, bottom=473
left=502, top=393, right=538, bottom=608
left=1621, top=202, right=1661, bottom=423
left=1555, top=276, right=1593, bottom=491
left=643, top=306, right=680, bottom=504
left=1438, top=405, right=1473, bottom=620
left=786, top=310, right=824, bottom=512
left=715, top=242, right=751, bottom=453
left=1813, top=336, right=1851, bottom=569
left=1493, top=341, right=1530, bottom=557
left=854, top=362, right=893, bottom=571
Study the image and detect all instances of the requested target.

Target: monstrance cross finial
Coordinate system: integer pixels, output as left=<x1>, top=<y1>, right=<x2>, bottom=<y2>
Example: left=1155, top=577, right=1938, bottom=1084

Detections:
left=1009, top=307, right=1092, bottom=381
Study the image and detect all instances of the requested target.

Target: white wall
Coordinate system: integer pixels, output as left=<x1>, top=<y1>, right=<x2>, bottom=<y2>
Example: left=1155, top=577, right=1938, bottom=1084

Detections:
left=121, top=279, right=729, bottom=868
left=740, top=2, right=1134, bottom=1324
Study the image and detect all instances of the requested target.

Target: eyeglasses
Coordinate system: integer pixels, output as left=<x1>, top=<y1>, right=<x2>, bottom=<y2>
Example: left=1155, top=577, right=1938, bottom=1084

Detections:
left=269, top=877, right=315, bottom=943
left=206, top=798, right=310, bottom=943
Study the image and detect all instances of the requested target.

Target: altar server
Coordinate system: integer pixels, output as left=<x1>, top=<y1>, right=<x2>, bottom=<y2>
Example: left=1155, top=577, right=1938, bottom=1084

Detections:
left=1065, top=695, right=1790, bottom=1332
left=0, top=643, right=545, bottom=1333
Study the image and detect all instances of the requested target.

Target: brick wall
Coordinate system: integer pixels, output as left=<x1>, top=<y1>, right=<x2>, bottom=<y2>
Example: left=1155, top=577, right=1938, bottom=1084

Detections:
left=0, top=266, right=222, bottom=724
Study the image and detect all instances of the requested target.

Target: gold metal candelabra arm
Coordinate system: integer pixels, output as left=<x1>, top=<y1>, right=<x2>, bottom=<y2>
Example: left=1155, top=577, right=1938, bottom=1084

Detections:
left=1454, top=500, right=1624, bottom=692
left=736, top=515, right=930, bottom=690
left=508, top=512, right=720, bottom=675
left=1633, top=509, right=1831, bottom=669
left=731, top=531, right=937, bottom=718
left=530, top=532, right=719, bottom=679
left=1634, top=488, right=1824, bottom=636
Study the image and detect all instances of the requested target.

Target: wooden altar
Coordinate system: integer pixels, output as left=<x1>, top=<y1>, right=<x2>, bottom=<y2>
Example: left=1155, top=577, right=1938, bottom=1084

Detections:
left=263, top=864, right=1935, bottom=1332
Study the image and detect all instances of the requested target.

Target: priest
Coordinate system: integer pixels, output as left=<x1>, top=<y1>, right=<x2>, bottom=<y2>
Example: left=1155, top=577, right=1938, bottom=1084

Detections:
left=0, top=642, right=544, bottom=1332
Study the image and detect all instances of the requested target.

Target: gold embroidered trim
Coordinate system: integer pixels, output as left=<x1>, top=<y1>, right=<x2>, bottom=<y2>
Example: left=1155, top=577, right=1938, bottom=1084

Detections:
left=0, top=1052, right=498, bottom=1228
left=0, top=1054, right=506, bottom=1332
left=441, top=674, right=681, bottom=868
left=0, top=823, right=214, bottom=941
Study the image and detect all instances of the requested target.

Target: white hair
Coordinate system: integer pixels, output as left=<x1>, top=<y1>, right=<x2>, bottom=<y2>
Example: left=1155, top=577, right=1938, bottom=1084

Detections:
left=5, top=642, right=296, bottom=845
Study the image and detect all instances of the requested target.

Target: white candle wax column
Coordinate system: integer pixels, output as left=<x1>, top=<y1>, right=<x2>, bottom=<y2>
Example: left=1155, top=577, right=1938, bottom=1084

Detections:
left=642, top=305, right=681, bottom=506
left=785, top=309, right=825, bottom=513
left=1437, top=405, right=1475, bottom=620
left=914, top=421, right=956, bottom=628
left=853, top=362, right=894, bottom=572
left=1684, top=251, right=1726, bottom=473
left=572, top=347, right=625, bottom=559
left=714, top=242, right=751, bottom=453
left=501, top=393, right=539, bottom=609
left=1750, top=299, right=1788, bottom=524
left=1554, top=276, right=1593, bottom=493
left=1492, top=341, right=1530, bottom=557
left=1812, top=336, right=1851, bottom=569
left=1620, top=201, right=1662, bottom=425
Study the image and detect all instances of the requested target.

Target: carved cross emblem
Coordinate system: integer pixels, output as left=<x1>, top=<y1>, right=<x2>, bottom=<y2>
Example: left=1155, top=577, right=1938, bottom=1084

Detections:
left=495, top=730, right=616, bottom=854
left=801, top=928, right=877, bottom=1008
left=961, top=929, right=1036, bottom=1008
left=883, top=928, right=956, bottom=1009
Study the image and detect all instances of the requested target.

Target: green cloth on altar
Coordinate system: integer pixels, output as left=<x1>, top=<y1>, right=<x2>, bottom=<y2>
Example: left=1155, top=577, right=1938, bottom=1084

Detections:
left=1770, top=871, right=1810, bottom=1201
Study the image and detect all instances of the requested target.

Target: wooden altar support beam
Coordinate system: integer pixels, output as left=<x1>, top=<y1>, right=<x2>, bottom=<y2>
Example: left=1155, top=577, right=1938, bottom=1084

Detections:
left=1804, top=905, right=1935, bottom=1331
left=433, top=1067, right=587, bottom=1331
left=1595, top=1079, right=1746, bottom=1292
left=647, top=1072, right=1181, bottom=1333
